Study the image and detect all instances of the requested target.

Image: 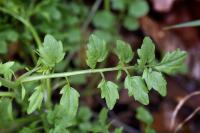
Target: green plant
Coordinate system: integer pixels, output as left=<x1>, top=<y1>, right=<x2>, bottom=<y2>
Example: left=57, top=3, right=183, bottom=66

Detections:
left=92, top=0, right=150, bottom=43
left=95, top=0, right=149, bottom=31
left=0, top=0, right=88, bottom=56
left=136, top=107, right=156, bottom=133
left=0, top=33, right=186, bottom=132
left=0, top=0, right=149, bottom=57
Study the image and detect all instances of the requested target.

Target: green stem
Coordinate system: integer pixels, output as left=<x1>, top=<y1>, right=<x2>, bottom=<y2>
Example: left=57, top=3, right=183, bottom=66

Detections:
left=0, top=7, right=42, bottom=47
left=0, top=92, right=15, bottom=97
left=46, top=71, right=52, bottom=109
left=41, top=114, right=49, bottom=133
left=26, top=22, right=42, bottom=47
left=20, top=65, right=137, bottom=83
left=24, top=42, right=37, bottom=64
left=104, top=0, right=110, bottom=11
left=81, top=0, right=102, bottom=32
left=18, top=67, right=41, bottom=81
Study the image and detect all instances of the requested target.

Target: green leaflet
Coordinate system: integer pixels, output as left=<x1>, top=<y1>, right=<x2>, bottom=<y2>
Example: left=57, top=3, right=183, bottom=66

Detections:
left=98, top=80, right=119, bottom=110
left=154, top=49, right=187, bottom=74
left=98, top=108, right=108, bottom=126
left=116, top=40, right=134, bottom=63
left=66, top=28, right=81, bottom=44
left=0, top=41, right=7, bottom=54
left=114, top=127, right=123, bottom=133
left=136, top=107, right=156, bottom=133
left=92, top=10, right=116, bottom=29
left=78, top=106, right=92, bottom=122
left=93, top=30, right=112, bottom=43
left=21, top=84, right=26, bottom=100
left=86, top=35, right=108, bottom=69
left=111, top=0, right=126, bottom=11
left=91, top=108, right=110, bottom=133
left=38, top=34, right=65, bottom=67
left=137, top=37, right=155, bottom=67
left=143, top=69, right=167, bottom=96
left=47, top=105, right=76, bottom=129
left=125, top=76, right=149, bottom=105
left=49, top=126, right=69, bottom=133
left=60, top=85, right=80, bottom=117
left=128, top=0, right=149, bottom=18
left=123, top=16, right=139, bottom=31
left=145, top=127, right=157, bottom=133
left=27, top=86, right=44, bottom=114
left=136, top=107, right=153, bottom=125
left=0, top=61, right=14, bottom=80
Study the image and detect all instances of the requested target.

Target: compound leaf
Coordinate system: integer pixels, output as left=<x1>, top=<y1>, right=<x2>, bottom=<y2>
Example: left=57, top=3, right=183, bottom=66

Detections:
left=154, top=49, right=187, bottom=74
left=143, top=69, right=167, bottom=96
left=86, top=34, right=108, bottom=69
left=125, top=76, right=149, bottom=105
left=38, top=34, right=65, bottom=67
left=98, top=80, right=119, bottom=110
left=116, top=40, right=134, bottom=63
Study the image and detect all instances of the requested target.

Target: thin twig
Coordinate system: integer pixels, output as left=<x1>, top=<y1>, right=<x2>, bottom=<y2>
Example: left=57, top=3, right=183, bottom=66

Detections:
left=175, top=107, right=200, bottom=133
left=0, top=7, right=42, bottom=47
left=170, top=91, right=200, bottom=129
left=81, top=0, right=102, bottom=32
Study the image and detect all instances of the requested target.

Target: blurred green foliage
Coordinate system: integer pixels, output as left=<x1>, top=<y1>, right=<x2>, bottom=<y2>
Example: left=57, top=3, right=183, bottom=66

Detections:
left=0, top=0, right=157, bottom=133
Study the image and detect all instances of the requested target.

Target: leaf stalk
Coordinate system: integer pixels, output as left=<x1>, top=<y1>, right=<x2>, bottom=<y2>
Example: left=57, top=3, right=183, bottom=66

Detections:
left=21, top=66, right=137, bottom=83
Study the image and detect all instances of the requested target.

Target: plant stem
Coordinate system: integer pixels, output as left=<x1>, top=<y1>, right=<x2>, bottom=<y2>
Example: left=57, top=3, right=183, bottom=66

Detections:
left=0, top=7, right=42, bottom=47
left=46, top=71, right=52, bottom=109
left=0, top=92, right=15, bottom=97
left=18, top=67, right=41, bottom=80
left=21, top=65, right=137, bottom=82
left=26, top=21, right=42, bottom=47
left=81, top=0, right=102, bottom=32
left=104, top=0, right=110, bottom=11
left=41, top=114, right=49, bottom=133
left=24, top=42, right=37, bottom=64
